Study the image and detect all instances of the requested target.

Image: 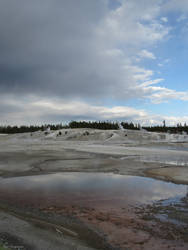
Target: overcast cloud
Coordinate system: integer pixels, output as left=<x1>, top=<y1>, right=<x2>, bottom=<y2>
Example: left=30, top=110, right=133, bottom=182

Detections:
left=0, top=0, right=188, bottom=125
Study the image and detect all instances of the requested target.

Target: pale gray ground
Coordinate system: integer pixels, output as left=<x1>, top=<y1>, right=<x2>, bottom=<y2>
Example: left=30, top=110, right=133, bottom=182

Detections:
left=1, top=129, right=188, bottom=181
left=0, top=129, right=188, bottom=249
left=0, top=211, right=95, bottom=250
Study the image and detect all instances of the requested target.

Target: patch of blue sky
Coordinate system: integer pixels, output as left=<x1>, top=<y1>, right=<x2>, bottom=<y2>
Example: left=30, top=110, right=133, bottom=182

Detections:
left=138, top=17, right=188, bottom=94
left=147, top=100, right=188, bottom=117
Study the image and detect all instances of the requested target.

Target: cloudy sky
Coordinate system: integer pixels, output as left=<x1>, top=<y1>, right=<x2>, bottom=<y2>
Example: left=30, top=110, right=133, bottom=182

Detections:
left=1, top=0, right=188, bottom=125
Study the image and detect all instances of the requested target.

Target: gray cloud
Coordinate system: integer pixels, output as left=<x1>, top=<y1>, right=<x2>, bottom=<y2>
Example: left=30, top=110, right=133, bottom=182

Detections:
left=0, top=0, right=111, bottom=98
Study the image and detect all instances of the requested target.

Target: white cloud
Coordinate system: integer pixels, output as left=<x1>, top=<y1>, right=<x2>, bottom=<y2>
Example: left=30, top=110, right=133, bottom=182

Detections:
left=139, top=49, right=156, bottom=60
left=0, top=96, right=147, bottom=125
left=147, top=87, right=188, bottom=104
left=140, top=78, right=164, bottom=87
left=1, top=95, right=188, bottom=127
left=32, top=99, right=148, bottom=120
left=161, top=17, right=168, bottom=23
left=98, top=0, right=170, bottom=47
left=146, top=115, right=188, bottom=126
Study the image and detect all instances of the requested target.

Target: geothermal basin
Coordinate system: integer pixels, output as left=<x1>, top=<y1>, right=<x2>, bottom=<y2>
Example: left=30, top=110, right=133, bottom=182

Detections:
left=0, top=129, right=188, bottom=249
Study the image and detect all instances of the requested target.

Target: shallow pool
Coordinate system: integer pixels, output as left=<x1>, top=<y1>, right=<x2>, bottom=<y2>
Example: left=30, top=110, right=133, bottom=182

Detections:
left=0, top=173, right=187, bottom=208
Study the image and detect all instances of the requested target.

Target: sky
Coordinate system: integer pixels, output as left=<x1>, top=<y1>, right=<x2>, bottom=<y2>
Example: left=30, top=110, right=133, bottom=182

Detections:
left=0, top=0, right=188, bottom=126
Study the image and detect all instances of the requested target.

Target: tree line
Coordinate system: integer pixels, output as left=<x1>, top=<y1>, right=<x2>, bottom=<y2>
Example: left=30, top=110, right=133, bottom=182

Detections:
left=68, top=121, right=119, bottom=130
left=0, top=120, right=188, bottom=134
left=0, top=124, right=66, bottom=134
left=121, top=122, right=140, bottom=130
left=143, top=123, right=188, bottom=134
left=0, top=121, right=135, bottom=133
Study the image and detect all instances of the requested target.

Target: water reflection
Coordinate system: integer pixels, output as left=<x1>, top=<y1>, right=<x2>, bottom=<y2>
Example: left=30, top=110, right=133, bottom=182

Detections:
left=0, top=173, right=187, bottom=208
